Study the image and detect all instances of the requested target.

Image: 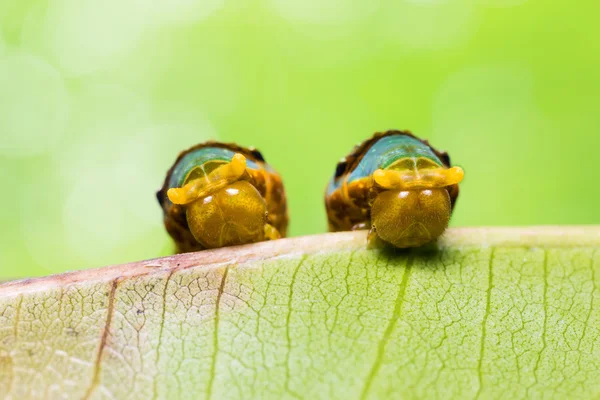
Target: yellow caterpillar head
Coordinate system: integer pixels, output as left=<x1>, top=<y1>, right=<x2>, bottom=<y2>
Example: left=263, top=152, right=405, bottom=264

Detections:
left=167, top=153, right=271, bottom=248
left=370, top=165, right=464, bottom=248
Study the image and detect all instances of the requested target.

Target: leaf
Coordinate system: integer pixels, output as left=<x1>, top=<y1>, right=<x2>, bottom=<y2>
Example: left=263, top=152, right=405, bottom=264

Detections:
left=1, top=228, right=599, bottom=399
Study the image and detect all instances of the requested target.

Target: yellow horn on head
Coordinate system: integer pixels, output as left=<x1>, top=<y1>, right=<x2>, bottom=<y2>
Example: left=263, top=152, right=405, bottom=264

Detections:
left=167, top=153, right=247, bottom=205
left=373, top=166, right=464, bottom=190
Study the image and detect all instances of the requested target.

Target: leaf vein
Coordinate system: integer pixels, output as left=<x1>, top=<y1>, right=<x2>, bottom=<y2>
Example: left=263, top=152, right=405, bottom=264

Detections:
left=284, top=255, right=307, bottom=400
left=359, top=255, right=414, bottom=400
left=83, top=278, right=119, bottom=400
left=533, top=249, right=549, bottom=387
left=475, top=248, right=495, bottom=400
left=152, top=270, right=176, bottom=400
left=206, top=266, right=230, bottom=400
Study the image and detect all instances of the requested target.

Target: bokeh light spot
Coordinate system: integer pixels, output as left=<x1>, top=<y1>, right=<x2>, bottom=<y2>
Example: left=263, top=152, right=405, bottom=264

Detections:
left=64, top=171, right=131, bottom=264
left=43, top=0, right=147, bottom=75
left=479, top=0, right=528, bottom=7
left=270, top=0, right=380, bottom=24
left=20, top=170, right=74, bottom=272
left=382, top=0, right=478, bottom=49
left=145, top=0, right=225, bottom=25
left=42, top=0, right=226, bottom=75
left=0, top=51, right=69, bottom=157
left=269, top=0, right=380, bottom=38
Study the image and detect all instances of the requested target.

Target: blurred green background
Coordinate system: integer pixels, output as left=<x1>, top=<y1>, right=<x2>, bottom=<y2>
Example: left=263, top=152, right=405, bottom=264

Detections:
left=0, top=0, right=598, bottom=278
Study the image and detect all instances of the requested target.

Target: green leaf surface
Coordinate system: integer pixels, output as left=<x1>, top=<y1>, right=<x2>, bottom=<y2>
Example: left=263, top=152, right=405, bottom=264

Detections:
left=1, top=228, right=599, bottom=399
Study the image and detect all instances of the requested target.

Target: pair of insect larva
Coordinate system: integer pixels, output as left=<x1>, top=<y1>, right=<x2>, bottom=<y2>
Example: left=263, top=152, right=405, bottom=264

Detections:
left=157, top=130, right=464, bottom=252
